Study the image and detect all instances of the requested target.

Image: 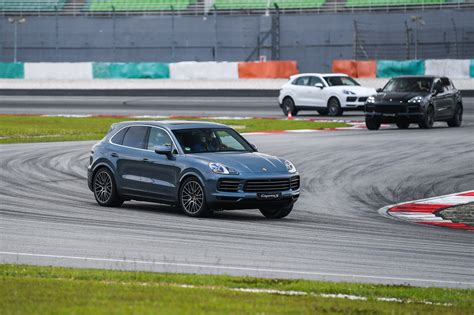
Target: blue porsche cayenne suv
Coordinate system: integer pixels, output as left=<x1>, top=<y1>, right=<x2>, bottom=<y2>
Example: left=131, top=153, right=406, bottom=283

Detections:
left=88, top=121, right=300, bottom=218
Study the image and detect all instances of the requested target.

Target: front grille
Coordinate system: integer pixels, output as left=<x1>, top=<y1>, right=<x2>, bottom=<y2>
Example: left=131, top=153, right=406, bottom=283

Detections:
left=358, top=97, right=368, bottom=102
left=374, top=104, right=407, bottom=114
left=346, top=96, right=357, bottom=102
left=290, top=176, right=300, bottom=190
left=217, top=179, right=240, bottom=192
left=244, top=178, right=291, bottom=192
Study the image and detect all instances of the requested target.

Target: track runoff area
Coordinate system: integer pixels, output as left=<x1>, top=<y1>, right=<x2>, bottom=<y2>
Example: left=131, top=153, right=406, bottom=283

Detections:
left=0, top=93, right=473, bottom=292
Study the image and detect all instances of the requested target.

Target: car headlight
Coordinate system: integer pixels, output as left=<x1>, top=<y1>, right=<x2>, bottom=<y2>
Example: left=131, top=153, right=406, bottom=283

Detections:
left=408, top=96, right=424, bottom=103
left=366, top=96, right=375, bottom=104
left=342, top=89, right=356, bottom=95
left=209, top=162, right=239, bottom=175
left=284, top=160, right=296, bottom=173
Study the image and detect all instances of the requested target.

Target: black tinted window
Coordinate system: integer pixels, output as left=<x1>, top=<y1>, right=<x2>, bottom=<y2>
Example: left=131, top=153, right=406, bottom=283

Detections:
left=293, top=76, right=310, bottom=86
left=309, top=76, right=323, bottom=86
left=122, top=126, right=148, bottom=149
left=110, top=127, right=129, bottom=145
left=147, top=127, right=172, bottom=150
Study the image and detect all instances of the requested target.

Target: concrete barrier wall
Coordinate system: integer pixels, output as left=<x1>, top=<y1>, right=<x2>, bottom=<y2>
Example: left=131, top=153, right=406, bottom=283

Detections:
left=169, top=62, right=238, bottom=80
left=25, top=63, right=93, bottom=80
left=333, top=59, right=474, bottom=79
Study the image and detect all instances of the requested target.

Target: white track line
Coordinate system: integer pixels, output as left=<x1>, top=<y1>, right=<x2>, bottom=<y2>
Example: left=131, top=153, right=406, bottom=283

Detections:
left=1, top=251, right=472, bottom=286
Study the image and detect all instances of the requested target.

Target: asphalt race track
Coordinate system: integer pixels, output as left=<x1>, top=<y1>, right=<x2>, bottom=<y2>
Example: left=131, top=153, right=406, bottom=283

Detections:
left=1, top=98, right=473, bottom=288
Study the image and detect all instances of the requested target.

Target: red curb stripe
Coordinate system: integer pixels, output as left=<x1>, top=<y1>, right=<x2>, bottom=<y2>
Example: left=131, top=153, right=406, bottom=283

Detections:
left=388, top=203, right=453, bottom=213
left=457, top=191, right=474, bottom=196
left=416, top=222, right=473, bottom=230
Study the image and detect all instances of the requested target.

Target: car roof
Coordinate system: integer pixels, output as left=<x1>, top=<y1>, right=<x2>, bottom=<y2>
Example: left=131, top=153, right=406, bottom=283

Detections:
left=292, top=73, right=348, bottom=78
left=113, top=120, right=229, bottom=131
left=392, top=75, right=437, bottom=79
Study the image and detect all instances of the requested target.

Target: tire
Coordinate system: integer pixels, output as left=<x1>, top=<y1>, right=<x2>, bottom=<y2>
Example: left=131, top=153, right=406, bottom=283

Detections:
left=418, top=105, right=435, bottom=129
left=395, top=119, right=410, bottom=129
left=327, top=98, right=343, bottom=116
left=317, top=109, right=329, bottom=116
left=179, top=177, right=210, bottom=217
left=447, top=104, right=463, bottom=127
left=365, top=116, right=381, bottom=130
left=282, top=97, right=298, bottom=116
left=93, top=167, right=123, bottom=207
left=259, top=204, right=293, bottom=219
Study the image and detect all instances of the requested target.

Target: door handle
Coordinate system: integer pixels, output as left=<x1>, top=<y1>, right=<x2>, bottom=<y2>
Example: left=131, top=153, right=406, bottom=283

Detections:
left=111, top=153, right=119, bottom=158
left=142, top=158, right=150, bottom=162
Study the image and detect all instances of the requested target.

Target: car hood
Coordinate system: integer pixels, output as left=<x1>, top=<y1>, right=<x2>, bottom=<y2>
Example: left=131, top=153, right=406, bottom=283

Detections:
left=373, top=92, right=430, bottom=103
left=188, top=152, right=289, bottom=174
left=328, top=86, right=376, bottom=95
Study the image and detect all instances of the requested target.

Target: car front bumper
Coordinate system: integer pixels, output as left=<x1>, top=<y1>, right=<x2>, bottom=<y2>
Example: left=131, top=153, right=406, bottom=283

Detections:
left=365, top=103, right=424, bottom=122
left=205, top=173, right=300, bottom=210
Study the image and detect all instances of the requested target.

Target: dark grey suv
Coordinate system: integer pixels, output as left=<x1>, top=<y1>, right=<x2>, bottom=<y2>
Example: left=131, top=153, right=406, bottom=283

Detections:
left=87, top=121, right=300, bottom=218
left=365, top=76, right=463, bottom=130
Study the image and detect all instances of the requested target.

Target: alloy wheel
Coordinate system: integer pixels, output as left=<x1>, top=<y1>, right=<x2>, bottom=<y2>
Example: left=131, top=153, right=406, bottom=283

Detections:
left=181, top=180, right=204, bottom=214
left=94, top=170, right=112, bottom=203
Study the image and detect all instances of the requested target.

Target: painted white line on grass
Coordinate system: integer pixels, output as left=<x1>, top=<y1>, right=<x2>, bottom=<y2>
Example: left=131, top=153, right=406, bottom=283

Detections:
left=1, top=251, right=473, bottom=286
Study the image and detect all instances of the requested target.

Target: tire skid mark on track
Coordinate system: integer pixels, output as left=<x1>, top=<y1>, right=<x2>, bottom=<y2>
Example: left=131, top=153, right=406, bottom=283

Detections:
left=1, top=127, right=474, bottom=287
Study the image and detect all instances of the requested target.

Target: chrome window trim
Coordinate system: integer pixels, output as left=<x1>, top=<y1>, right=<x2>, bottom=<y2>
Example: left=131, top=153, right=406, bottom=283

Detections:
left=109, top=124, right=182, bottom=155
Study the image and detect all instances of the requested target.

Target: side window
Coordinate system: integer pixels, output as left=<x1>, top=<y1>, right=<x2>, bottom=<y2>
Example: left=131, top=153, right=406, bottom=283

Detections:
left=122, top=126, right=148, bottom=149
left=110, top=127, right=129, bottom=145
left=147, top=127, right=172, bottom=150
left=309, top=76, right=323, bottom=86
left=433, top=79, right=443, bottom=93
left=293, top=76, right=310, bottom=86
left=440, top=78, right=451, bottom=92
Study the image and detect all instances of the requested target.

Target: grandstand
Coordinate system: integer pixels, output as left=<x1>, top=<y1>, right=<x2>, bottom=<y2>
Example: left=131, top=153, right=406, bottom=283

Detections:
left=0, top=0, right=470, bottom=14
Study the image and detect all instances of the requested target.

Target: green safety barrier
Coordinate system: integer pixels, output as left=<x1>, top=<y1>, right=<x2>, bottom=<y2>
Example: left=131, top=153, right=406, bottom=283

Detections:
left=0, top=63, right=24, bottom=79
left=470, top=60, right=474, bottom=78
left=376, top=60, right=425, bottom=78
left=93, top=63, right=170, bottom=79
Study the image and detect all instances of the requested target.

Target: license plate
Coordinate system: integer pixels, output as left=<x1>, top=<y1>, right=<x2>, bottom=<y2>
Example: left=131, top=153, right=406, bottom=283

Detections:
left=257, top=192, right=282, bottom=200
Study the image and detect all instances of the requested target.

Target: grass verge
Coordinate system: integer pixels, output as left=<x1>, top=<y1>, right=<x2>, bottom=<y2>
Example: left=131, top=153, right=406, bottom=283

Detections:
left=0, top=115, right=349, bottom=144
left=1, top=264, right=472, bottom=314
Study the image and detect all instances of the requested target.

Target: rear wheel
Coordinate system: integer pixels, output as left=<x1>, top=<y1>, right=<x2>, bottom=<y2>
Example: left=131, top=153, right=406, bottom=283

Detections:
left=93, top=167, right=123, bottom=207
left=365, top=116, right=381, bottom=130
left=395, top=119, right=410, bottom=129
left=282, top=97, right=298, bottom=116
left=179, top=177, right=211, bottom=217
left=447, top=104, right=463, bottom=127
left=328, top=98, right=343, bottom=116
left=259, top=204, right=293, bottom=219
left=418, top=105, right=435, bottom=129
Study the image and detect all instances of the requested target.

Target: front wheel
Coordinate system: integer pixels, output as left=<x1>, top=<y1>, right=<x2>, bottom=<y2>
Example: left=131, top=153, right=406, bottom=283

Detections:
left=317, top=109, right=329, bottom=116
left=259, top=204, right=293, bottom=219
left=447, top=105, right=463, bottom=127
left=418, top=105, right=435, bottom=129
left=179, top=177, right=211, bottom=217
left=93, top=167, right=123, bottom=207
left=282, top=97, right=298, bottom=117
left=365, top=116, right=381, bottom=130
left=328, top=98, right=343, bottom=116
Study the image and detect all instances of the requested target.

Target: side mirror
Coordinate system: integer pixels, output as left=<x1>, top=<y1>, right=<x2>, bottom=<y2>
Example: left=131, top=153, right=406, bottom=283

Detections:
left=250, top=143, right=258, bottom=151
left=315, top=83, right=324, bottom=89
left=376, top=88, right=383, bottom=93
left=154, top=145, right=173, bottom=159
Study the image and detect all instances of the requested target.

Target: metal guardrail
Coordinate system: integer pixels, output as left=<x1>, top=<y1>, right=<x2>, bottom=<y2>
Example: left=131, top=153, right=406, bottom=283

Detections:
left=0, top=1, right=473, bottom=16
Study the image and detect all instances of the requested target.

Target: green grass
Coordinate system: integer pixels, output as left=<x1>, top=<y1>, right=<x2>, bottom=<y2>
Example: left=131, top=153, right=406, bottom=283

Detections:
left=1, top=265, right=473, bottom=314
left=0, top=115, right=349, bottom=144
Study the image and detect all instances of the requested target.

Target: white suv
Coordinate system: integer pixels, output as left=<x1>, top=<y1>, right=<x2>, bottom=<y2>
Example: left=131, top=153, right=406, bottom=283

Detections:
left=278, top=73, right=376, bottom=116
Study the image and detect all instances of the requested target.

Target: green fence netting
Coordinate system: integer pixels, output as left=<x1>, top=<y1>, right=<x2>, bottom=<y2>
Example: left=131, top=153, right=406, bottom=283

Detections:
left=376, top=60, right=425, bottom=78
left=0, top=63, right=24, bottom=78
left=93, top=63, right=170, bottom=79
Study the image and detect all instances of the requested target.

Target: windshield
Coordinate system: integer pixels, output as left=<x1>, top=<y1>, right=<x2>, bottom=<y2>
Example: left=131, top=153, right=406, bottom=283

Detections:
left=173, top=128, right=253, bottom=154
left=324, top=76, right=360, bottom=86
left=383, top=78, right=433, bottom=93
